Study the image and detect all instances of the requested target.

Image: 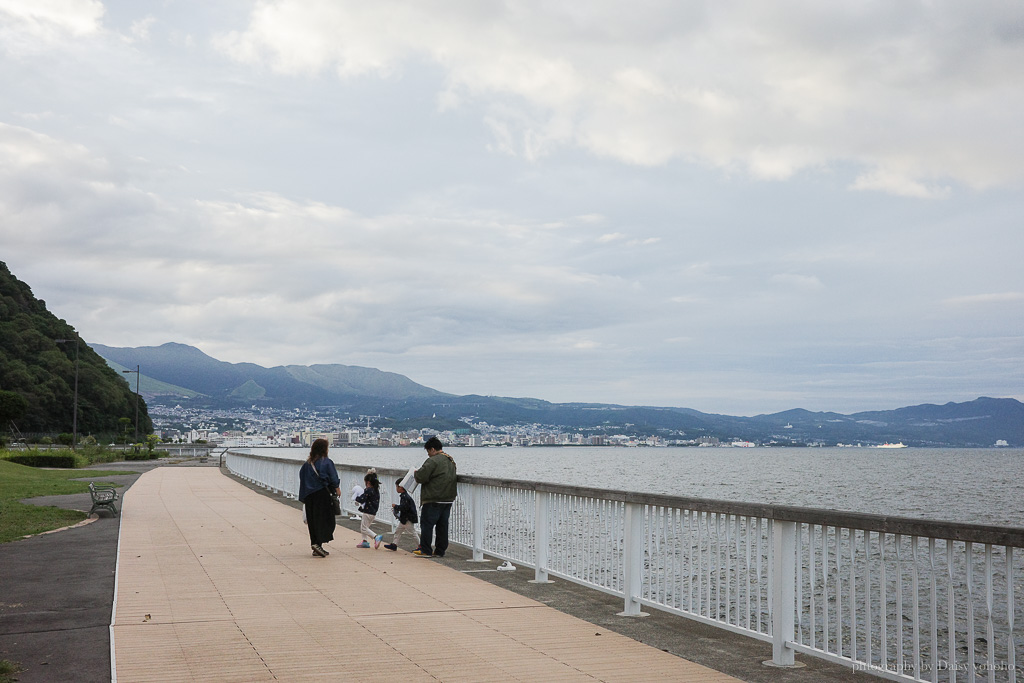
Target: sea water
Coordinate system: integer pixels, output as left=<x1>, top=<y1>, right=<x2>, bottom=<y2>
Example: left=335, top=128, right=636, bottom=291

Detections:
left=248, top=446, right=1024, bottom=528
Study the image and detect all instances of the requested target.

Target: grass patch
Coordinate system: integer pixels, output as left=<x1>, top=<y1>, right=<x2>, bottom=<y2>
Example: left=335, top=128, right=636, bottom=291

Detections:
left=0, top=659, right=22, bottom=682
left=0, top=459, right=135, bottom=544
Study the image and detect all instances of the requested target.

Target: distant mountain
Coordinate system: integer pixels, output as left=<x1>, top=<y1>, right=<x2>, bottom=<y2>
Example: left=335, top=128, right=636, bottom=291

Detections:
left=744, top=399, right=1024, bottom=446
left=91, top=342, right=1024, bottom=447
left=0, top=262, right=152, bottom=436
left=102, top=356, right=204, bottom=399
left=91, top=343, right=449, bottom=406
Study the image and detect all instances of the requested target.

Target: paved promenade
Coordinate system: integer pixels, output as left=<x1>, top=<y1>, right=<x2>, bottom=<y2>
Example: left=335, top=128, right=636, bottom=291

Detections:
left=113, top=467, right=739, bottom=682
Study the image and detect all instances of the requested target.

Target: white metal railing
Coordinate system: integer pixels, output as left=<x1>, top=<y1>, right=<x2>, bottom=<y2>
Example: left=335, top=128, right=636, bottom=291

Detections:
left=225, top=450, right=1023, bottom=682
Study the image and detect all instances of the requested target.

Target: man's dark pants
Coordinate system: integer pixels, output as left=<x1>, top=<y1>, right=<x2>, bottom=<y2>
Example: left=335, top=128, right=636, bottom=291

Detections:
left=419, top=502, right=452, bottom=556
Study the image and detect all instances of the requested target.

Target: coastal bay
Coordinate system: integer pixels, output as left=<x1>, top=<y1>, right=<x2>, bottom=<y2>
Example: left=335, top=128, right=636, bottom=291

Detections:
left=249, top=446, right=1024, bottom=528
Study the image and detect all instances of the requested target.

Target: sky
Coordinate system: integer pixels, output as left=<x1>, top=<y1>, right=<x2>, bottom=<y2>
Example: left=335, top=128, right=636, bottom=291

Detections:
left=1, top=1, right=1022, bottom=416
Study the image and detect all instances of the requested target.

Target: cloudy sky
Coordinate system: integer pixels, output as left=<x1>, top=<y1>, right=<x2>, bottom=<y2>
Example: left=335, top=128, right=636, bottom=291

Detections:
left=2, top=1, right=1022, bottom=415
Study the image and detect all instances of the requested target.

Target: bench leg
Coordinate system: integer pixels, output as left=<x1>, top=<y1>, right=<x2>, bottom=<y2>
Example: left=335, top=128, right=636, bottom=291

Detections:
left=89, top=502, right=118, bottom=516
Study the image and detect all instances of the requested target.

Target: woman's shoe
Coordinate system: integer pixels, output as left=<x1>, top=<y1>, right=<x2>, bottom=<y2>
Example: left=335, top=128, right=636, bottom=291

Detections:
left=311, top=545, right=327, bottom=557
left=356, top=541, right=370, bottom=548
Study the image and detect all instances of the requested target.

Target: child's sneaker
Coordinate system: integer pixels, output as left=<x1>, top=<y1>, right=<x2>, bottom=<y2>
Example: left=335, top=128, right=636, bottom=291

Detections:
left=356, top=541, right=370, bottom=548
left=383, top=543, right=397, bottom=551
left=373, top=534, right=383, bottom=549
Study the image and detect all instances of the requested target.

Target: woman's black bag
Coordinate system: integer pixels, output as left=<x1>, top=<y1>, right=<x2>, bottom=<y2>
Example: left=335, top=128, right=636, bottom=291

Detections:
left=312, top=460, right=342, bottom=516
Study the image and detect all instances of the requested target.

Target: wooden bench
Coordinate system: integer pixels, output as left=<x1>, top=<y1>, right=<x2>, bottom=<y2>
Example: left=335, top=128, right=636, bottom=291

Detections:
left=89, top=482, right=119, bottom=516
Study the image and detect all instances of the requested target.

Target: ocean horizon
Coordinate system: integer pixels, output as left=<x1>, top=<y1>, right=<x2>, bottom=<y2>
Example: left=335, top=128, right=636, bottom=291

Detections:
left=235, top=445, right=1024, bottom=528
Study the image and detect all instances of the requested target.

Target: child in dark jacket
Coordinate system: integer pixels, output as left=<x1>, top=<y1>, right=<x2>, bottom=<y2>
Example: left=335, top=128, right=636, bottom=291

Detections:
left=355, top=470, right=382, bottom=548
left=384, top=480, right=418, bottom=551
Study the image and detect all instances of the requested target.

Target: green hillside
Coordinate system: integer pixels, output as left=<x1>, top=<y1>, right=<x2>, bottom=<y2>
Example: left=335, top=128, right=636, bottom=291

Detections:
left=0, top=262, right=152, bottom=438
left=101, top=357, right=204, bottom=399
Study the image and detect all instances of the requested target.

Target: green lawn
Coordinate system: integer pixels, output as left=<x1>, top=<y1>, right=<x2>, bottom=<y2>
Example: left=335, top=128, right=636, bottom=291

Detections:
left=0, top=459, right=135, bottom=544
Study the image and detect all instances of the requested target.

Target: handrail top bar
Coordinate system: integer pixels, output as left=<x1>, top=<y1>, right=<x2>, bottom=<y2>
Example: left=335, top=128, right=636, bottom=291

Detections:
left=226, top=449, right=1024, bottom=547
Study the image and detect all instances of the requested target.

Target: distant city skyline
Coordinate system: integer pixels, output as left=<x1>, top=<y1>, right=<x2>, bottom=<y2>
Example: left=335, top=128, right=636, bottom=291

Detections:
left=1, top=2, right=1021, bottom=416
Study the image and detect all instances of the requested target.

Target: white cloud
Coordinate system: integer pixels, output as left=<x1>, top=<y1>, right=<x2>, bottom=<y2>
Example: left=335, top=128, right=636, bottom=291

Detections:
left=213, top=1, right=403, bottom=78
left=128, top=16, right=156, bottom=42
left=0, top=0, right=104, bottom=51
left=850, top=168, right=951, bottom=199
left=770, top=273, right=823, bottom=290
left=0, top=122, right=651, bottom=366
left=0, top=0, right=103, bottom=34
left=215, top=1, right=1024, bottom=193
left=944, top=292, right=1024, bottom=307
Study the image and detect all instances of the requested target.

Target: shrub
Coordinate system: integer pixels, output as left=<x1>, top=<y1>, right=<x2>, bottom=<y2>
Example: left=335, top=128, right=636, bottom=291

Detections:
left=79, top=443, right=121, bottom=465
left=2, top=451, right=85, bottom=468
left=1, top=657, right=23, bottom=682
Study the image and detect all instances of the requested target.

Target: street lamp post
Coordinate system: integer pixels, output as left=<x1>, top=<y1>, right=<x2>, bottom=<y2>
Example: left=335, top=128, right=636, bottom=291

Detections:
left=122, top=365, right=140, bottom=444
left=54, top=338, right=79, bottom=450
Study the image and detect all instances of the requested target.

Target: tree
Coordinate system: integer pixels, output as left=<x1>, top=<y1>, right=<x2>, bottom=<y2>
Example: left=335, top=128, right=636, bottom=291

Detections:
left=0, top=262, right=155, bottom=434
left=0, top=389, right=27, bottom=429
left=118, top=417, right=132, bottom=444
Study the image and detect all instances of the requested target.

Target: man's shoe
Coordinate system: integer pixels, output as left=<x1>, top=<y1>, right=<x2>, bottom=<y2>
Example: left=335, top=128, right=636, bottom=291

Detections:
left=374, top=534, right=383, bottom=549
left=311, top=545, right=327, bottom=557
left=384, top=543, right=397, bottom=551
left=412, top=548, right=432, bottom=557
left=356, top=541, right=370, bottom=548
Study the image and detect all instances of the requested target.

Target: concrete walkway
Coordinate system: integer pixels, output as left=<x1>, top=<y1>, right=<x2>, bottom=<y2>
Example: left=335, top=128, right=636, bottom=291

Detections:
left=113, top=467, right=740, bottom=682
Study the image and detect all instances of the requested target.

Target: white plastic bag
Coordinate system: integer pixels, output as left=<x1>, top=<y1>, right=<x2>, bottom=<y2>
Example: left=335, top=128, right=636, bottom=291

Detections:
left=398, top=467, right=418, bottom=494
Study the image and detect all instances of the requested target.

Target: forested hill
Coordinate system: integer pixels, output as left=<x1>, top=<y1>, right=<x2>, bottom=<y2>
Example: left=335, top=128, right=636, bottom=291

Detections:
left=0, top=262, right=152, bottom=436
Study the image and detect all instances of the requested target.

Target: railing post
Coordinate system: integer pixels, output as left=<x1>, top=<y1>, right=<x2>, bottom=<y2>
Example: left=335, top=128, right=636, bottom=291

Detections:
left=468, top=483, right=488, bottom=562
left=768, top=519, right=798, bottom=667
left=530, top=490, right=553, bottom=583
left=618, top=501, right=649, bottom=616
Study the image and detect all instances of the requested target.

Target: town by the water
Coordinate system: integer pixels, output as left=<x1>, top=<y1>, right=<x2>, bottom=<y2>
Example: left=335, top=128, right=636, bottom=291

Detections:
left=151, top=403, right=688, bottom=448
left=150, top=402, right=943, bottom=449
